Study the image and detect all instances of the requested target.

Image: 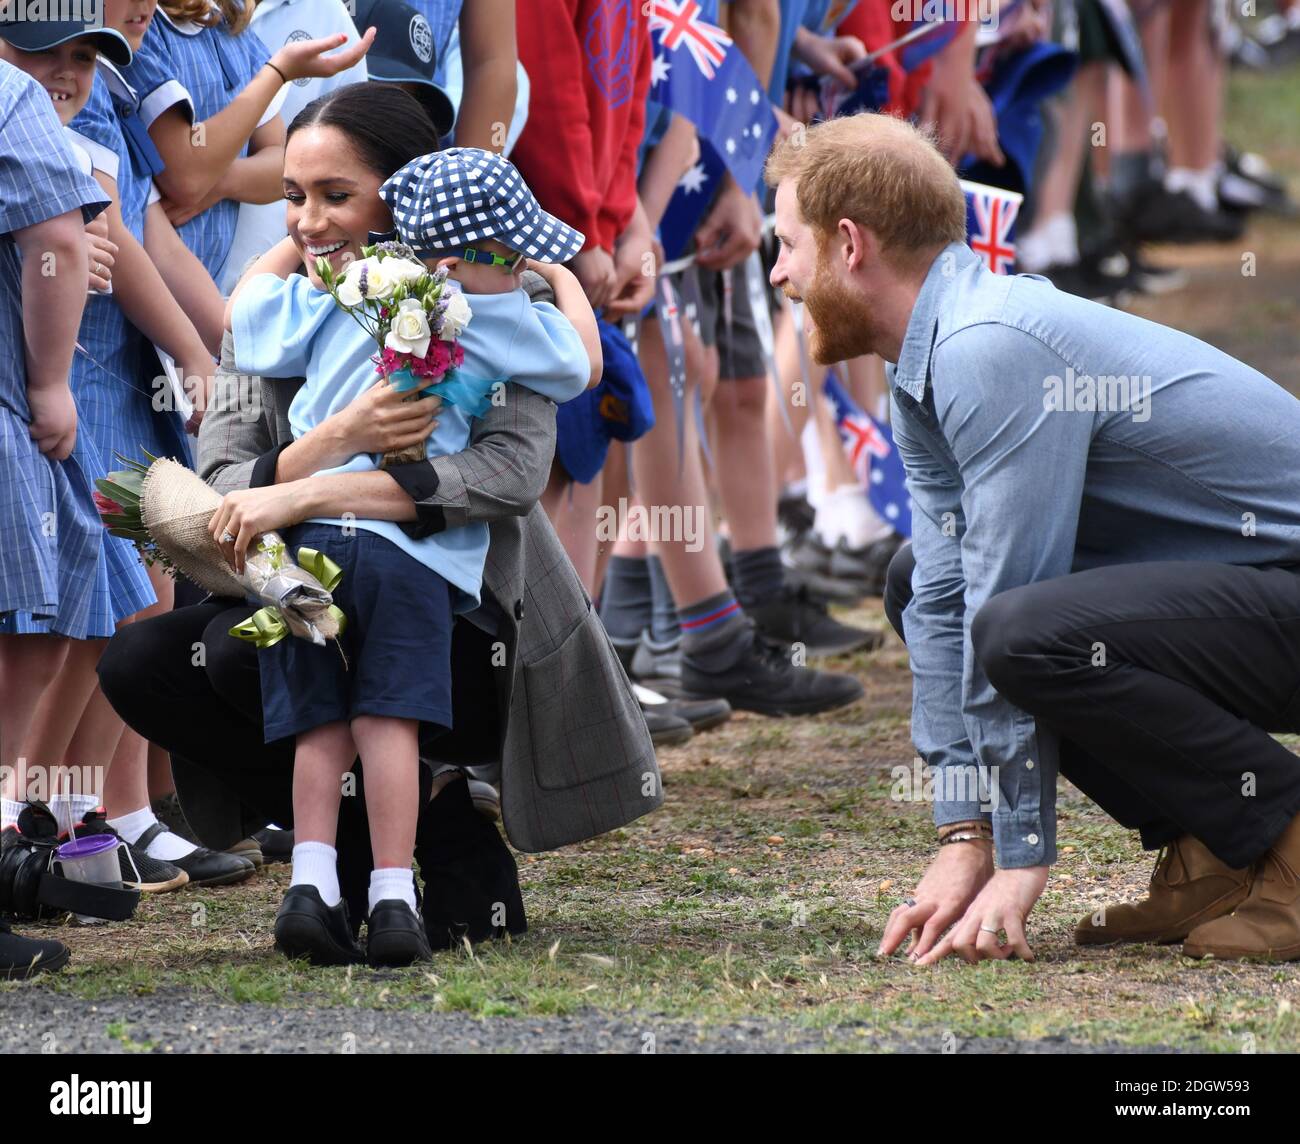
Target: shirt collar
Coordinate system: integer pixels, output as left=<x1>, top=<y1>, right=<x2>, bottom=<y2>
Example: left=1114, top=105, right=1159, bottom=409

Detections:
left=96, top=57, right=135, bottom=104
left=891, top=240, right=978, bottom=401
left=157, top=7, right=208, bottom=35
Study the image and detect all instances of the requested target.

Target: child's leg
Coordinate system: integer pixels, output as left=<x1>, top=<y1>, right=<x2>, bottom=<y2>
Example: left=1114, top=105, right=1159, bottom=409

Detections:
left=0, top=634, right=70, bottom=826
left=288, top=721, right=357, bottom=907
left=351, top=715, right=419, bottom=910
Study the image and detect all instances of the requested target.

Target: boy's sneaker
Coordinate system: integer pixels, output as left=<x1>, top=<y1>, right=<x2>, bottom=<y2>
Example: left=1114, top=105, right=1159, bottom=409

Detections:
left=70, top=811, right=188, bottom=893
left=681, top=627, right=864, bottom=717
left=366, top=900, right=433, bottom=967
left=0, top=917, right=69, bottom=980
left=274, top=885, right=364, bottom=965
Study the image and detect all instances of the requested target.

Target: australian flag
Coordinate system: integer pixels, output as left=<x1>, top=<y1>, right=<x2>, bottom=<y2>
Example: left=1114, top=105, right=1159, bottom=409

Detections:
left=962, top=178, right=1021, bottom=274
left=823, top=371, right=912, bottom=539
left=648, top=0, right=777, bottom=260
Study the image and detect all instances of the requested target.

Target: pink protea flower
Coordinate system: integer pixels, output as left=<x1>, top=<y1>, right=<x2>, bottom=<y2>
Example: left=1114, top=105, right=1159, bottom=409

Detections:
left=92, top=490, right=123, bottom=516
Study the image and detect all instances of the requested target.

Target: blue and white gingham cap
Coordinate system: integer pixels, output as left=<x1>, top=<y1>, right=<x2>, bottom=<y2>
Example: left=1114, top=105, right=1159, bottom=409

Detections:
left=379, top=147, right=586, bottom=264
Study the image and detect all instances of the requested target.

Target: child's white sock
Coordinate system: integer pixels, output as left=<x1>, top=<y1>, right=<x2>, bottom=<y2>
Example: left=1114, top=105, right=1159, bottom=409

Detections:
left=108, top=807, right=198, bottom=861
left=290, top=841, right=341, bottom=907
left=1, top=798, right=25, bottom=832
left=368, top=867, right=417, bottom=914
left=49, top=794, right=100, bottom=833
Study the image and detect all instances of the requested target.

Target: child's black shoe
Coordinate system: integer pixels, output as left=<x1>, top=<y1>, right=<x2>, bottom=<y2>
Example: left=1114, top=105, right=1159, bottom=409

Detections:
left=274, top=885, right=364, bottom=966
left=366, top=900, right=432, bottom=967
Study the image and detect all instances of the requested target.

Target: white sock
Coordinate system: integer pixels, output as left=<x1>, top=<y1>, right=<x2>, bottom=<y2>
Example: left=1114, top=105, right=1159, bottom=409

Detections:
left=1018, top=211, right=1078, bottom=272
left=1, top=798, right=24, bottom=832
left=107, top=807, right=198, bottom=861
left=368, top=866, right=417, bottom=914
left=1165, top=165, right=1220, bottom=214
left=814, top=484, right=894, bottom=550
left=49, top=794, right=100, bottom=834
left=290, top=841, right=341, bottom=907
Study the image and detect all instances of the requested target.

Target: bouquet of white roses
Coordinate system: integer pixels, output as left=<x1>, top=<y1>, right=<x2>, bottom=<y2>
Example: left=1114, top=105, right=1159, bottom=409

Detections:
left=316, top=241, right=474, bottom=467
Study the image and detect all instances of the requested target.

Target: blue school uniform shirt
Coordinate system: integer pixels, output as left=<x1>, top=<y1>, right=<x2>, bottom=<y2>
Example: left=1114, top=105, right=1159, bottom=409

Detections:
left=68, top=73, right=192, bottom=470
left=125, top=8, right=273, bottom=284
left=409, top=0, right=462, bottom=85
left=0, top=62, right=110, bottom=619
left=231, top=274, right=589, bottom=608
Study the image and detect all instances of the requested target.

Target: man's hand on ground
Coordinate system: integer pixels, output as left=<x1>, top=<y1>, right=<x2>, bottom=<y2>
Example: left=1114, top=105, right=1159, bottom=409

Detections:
left=914, top=865, right=1050, bottom=966
left=877, top=841, right=994, bottom=961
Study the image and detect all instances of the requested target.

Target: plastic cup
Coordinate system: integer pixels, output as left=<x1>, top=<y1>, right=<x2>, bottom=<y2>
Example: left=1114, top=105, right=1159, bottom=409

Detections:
left=56, top=834, right=122, bottom=925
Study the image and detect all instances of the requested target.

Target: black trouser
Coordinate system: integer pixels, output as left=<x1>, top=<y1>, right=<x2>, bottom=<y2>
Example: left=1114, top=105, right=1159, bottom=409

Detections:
left=97, top=599, right=505, bottom=909
left=884, top=543, right=1300, bottom=868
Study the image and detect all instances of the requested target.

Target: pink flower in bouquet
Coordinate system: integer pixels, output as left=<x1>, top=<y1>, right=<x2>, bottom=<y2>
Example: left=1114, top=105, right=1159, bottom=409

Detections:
left=376, top=346, right=408, bottom=377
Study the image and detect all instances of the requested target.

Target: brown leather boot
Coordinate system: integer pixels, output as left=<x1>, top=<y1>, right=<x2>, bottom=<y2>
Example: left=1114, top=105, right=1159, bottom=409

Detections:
left=1184, top=813, right=1300, bottom=961
left=1074, top=834, right=1251, bottom=946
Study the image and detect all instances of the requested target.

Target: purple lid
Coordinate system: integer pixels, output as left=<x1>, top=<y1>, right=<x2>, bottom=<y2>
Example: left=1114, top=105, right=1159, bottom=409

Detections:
left=57, top=834, right=119, bottom=860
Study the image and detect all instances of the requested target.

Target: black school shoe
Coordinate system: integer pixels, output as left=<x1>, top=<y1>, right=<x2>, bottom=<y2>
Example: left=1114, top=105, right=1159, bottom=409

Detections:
left=681, top=627, right=864, bottom=718
left=0, top=917, right=69, bottom=979
left=136, top=823, right=255, bottom=887
left=366, top=900, right=433, bottom=967
left=415, top=778, right=526, bottom=950
left=273, top=885, right=364, bottom=966
left=745, top=584, right=884, bottom=659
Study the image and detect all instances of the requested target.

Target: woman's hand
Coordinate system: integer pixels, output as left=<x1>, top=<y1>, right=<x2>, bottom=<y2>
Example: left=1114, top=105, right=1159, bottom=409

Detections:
left=271, top=26, right=375, bottom=82
left=322, top=378, right=442, bottom=460
left=208, top=482, right=312, bottom=575
left=85, top=213, right=117, bottom=292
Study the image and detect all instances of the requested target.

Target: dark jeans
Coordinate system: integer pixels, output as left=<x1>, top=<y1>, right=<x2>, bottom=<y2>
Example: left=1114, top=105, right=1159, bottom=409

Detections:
left=884, top=543, right=1300, bottom=868
left=98, top=599, right=506, bottom=907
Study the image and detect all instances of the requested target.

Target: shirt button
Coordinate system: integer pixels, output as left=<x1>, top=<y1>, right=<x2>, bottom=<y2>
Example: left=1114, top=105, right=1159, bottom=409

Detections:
left=1027, top=833, right=1039, bottom=845
left=1025, top=760, right=1035, bottom=770
left=513, top=598, right=524, bottom=621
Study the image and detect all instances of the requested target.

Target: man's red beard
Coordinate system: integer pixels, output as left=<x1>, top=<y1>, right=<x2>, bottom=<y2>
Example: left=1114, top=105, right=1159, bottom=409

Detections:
left=802, top=262, right=878, bottom=365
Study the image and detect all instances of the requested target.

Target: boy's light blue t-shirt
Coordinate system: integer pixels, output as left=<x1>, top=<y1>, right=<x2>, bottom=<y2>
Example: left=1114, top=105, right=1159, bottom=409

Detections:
left=231, top=274, right=589, bottom=610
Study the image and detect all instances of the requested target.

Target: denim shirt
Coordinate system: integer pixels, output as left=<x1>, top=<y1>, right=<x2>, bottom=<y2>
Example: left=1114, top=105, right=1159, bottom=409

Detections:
left=888, top=242, right=1300, bottom=868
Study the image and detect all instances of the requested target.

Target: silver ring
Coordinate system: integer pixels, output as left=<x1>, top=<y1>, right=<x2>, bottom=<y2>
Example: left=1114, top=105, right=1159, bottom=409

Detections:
left=979, top=925, right=1000, bottom=935
left=220, top=531, right=236, bottom=544
left=903, top=897, right=917, bottom=908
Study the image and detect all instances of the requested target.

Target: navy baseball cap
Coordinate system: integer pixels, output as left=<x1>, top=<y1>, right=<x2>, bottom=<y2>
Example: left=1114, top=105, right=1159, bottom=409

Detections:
left=352, top=0, right=455, bottom=137
left=0, top=15, right=132, bottom=67
left=556, top=320, right=655, bottom=484
left=380, top=147, right=586, bottom=263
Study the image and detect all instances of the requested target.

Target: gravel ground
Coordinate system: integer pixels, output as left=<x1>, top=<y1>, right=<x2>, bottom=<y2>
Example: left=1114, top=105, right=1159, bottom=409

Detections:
left=0, top=988, right=1182, bottom=1054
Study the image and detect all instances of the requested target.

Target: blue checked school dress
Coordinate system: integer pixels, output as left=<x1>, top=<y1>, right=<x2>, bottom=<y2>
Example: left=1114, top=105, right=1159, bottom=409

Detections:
left=0, top=63, right=119, bottom=637
left=125, top=8, right=273, bottom=284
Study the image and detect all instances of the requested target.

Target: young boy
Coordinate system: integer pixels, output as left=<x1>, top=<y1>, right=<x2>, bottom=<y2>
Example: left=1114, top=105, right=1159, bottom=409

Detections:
left=229, top=146, right=595, bottom=966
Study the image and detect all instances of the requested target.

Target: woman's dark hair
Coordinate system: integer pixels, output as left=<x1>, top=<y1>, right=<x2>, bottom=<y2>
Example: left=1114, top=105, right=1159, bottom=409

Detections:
left=288, top=84, right=441, bottom=179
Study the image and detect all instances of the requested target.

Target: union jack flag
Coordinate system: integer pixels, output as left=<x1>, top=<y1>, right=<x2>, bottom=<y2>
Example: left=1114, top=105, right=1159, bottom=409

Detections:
left=648, top=0, right=732, bottom=80
left=962, top=179, right=1021, bottom=275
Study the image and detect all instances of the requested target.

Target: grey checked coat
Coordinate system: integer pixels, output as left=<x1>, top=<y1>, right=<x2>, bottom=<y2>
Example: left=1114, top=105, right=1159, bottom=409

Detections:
left=196, top=277, right=660, bottom=852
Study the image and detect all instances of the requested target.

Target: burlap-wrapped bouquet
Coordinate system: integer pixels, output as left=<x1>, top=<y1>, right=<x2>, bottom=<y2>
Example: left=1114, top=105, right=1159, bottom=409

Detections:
left=95, top=455, right=344, bottom=647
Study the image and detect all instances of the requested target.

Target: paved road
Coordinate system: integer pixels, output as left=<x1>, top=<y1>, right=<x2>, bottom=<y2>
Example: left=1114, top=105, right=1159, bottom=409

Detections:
left=0, top=988, right=1182, bottom=1054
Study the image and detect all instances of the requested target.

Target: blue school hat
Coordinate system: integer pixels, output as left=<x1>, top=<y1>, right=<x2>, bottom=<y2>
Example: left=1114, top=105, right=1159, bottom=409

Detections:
left=0, top=15, right=132, bottom=67
left=379, top=147, right=586, bottom=263
left=556, top=320, right=655, bottom=485
left=352, top=0, right=455, bottom=137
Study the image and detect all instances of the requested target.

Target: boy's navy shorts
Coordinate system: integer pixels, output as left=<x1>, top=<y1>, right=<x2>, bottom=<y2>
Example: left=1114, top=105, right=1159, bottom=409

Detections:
left=258, top=522, right=455, bottom=743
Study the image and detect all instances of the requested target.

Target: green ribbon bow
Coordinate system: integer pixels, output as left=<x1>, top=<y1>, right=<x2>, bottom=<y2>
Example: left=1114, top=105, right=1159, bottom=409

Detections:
left=228, top=546, right=347, bottom=648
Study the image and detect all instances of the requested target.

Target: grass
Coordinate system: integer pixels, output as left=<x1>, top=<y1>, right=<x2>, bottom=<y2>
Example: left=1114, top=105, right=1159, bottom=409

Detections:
left=7, top=598, right=1299, bottom=1052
